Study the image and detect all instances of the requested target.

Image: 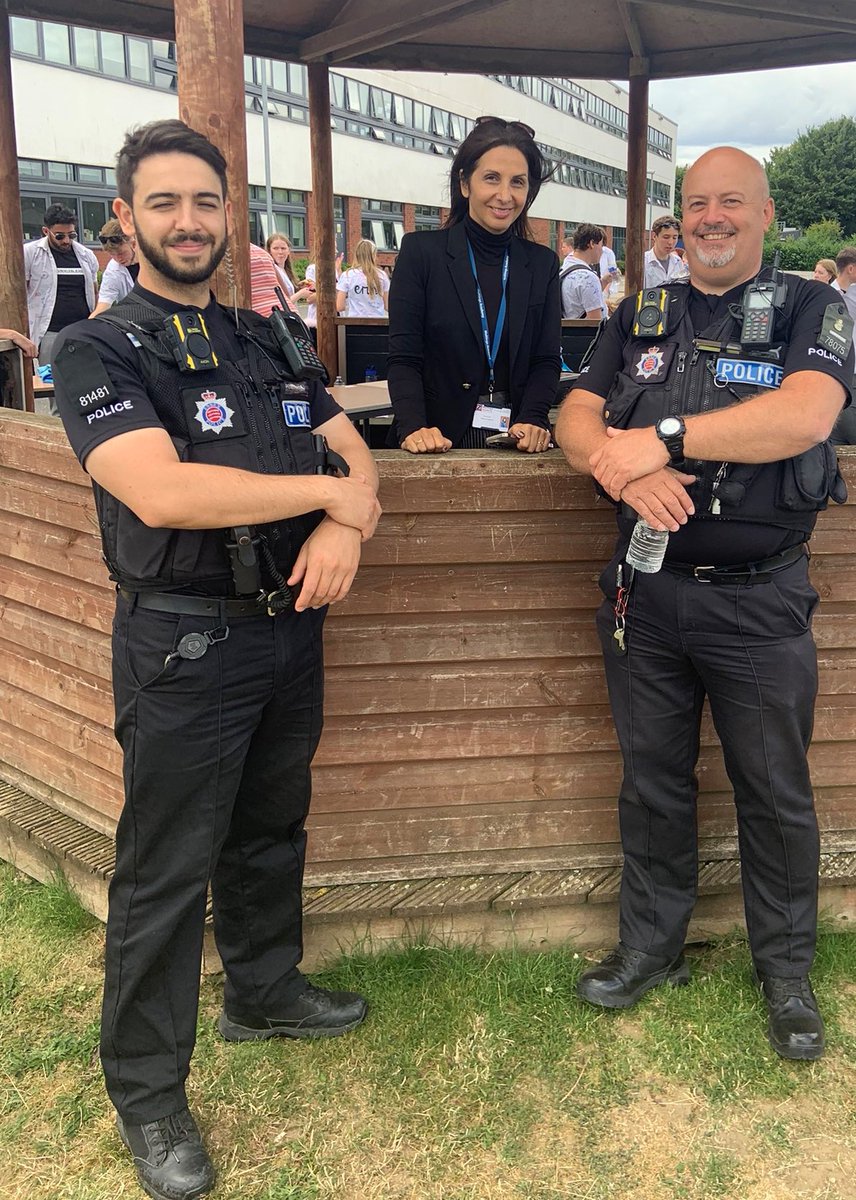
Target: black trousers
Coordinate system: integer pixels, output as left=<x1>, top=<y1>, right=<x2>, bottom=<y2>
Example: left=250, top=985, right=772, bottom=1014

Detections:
left=102, top=594, right=325, bottom=1123
left=596, top=552, right=820, bottom=977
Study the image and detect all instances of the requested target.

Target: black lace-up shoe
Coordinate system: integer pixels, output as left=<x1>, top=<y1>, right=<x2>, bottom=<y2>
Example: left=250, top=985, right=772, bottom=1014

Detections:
left=116, top=1108, right=215, bottom=1200
left=576, top=942, right=691, bottom=1009
left=758, top=974, right=825, bottom=1061
left=218, top=982, right=368, bottom=1041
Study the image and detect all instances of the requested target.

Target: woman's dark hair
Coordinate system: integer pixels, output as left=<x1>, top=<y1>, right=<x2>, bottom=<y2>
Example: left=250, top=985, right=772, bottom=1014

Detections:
left=116, top=119, right=229, bottom=205
left=445, top=118, right=552, bottom=240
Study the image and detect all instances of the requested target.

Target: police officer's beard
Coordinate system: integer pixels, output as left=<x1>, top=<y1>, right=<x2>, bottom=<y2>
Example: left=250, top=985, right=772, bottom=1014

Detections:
left=134, top=228, right=228, bottom=286
left=693, top=227, right=737, bottom=269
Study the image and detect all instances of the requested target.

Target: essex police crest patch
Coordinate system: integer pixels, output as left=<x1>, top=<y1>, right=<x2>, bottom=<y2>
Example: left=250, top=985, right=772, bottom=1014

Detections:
left=635, top=346, right=665, bottom=381
left=194, top=390, right=235, bottom=434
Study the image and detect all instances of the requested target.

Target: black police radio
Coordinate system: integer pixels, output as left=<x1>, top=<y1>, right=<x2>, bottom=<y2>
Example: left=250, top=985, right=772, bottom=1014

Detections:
left=632, top=288, right=671, bottom=338
left=739, top=256, right=788, bottom=348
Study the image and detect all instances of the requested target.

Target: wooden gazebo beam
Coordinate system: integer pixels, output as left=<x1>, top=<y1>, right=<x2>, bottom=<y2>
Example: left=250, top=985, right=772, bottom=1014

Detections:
left=299, top=0, right=500, bottom=62
left=0, top=15, right=33, bottom=410
left=174, top=0, right=251, bottom=309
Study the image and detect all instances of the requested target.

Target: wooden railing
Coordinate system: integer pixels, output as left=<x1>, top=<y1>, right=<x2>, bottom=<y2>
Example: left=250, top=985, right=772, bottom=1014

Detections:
left=2, top=409, right=855, bottom=887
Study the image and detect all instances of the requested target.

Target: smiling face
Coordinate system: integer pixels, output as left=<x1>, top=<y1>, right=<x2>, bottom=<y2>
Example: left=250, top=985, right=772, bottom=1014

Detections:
left=681, top=147, right=774, bottom=294
left=460, top=144, right=530, bottom=234
left=114, top=150, right=231, bottom=295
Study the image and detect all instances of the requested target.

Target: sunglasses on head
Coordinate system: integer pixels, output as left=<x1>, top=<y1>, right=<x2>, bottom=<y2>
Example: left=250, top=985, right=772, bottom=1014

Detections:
left=99, top=234, right=126, bottom=246
left=51, top=231, right=77, bottom=241
left=475, top=115, right=535, bottom=139
left=655, top=221, right=680, bottom=232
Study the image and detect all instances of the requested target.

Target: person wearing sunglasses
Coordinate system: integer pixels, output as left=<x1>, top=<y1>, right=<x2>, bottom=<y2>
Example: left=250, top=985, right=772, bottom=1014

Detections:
left=23, top=203, right=100, bottom=398
left=643, top=215, right=691, bottom=289
left=388, top=115, right=560, bottom=452
left=90, top=219, right=140, bottom=317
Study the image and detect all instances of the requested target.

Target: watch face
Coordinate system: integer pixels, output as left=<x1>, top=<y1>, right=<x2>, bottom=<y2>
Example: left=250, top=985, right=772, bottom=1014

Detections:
left=659, top=417, right=682, bottom=436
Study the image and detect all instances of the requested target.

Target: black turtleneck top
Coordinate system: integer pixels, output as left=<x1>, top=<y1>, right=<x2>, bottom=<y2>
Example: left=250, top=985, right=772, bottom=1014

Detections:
left=463, top=214, right=512, bottom=399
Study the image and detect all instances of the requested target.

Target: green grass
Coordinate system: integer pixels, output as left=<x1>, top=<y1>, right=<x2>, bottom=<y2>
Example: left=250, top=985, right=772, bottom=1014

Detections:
left=0, top=862, right=854, bottom=1199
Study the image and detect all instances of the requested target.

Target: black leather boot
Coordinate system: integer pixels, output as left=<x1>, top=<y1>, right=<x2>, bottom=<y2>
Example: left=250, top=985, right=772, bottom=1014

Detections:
left=758, top=974, right=825, bottom=1060
left=218, top=982, right=368, bottom=1041
left=116, top=1108, right=215, bottom=1200
left=576, top=942, right=690, bottom=1009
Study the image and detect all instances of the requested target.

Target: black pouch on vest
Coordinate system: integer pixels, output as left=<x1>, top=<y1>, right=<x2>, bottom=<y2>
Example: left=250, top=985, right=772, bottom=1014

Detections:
left=777, top=441, right=847, bottom=511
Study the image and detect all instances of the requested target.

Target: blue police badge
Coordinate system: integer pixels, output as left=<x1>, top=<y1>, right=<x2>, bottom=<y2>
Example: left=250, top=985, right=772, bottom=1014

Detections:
left=282, top=399, right=311, bottom=427
left=714, top=358, right=784, bottom=389
left=194, top=390, right=235, bottom=434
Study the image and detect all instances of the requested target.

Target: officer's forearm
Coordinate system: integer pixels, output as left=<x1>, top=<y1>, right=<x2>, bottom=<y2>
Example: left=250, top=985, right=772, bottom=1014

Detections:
left=555, top=394, right=609, bottom=474
left=137, top=463, right=343, bottom=529
left=684, top=373, right=845, bottom=463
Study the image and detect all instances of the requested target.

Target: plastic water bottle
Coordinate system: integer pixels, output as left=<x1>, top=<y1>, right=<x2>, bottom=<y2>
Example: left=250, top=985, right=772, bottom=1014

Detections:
left=626, top=518, right=669, bottom=574
left=364, top=364, right=377, bottom=383
left=333, top=375, right=344, bottom=387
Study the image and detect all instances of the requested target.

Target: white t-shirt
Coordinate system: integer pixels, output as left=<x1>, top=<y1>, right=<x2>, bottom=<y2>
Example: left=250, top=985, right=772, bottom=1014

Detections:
left=644, top=248, right=690, bottom=288
left=336, top=267, right=389, bottom=317
left=561, top=257, right=607, bottom=319
left=599, top=245, right=618, bottom=276
left=97, top=258, right=136, bottom=306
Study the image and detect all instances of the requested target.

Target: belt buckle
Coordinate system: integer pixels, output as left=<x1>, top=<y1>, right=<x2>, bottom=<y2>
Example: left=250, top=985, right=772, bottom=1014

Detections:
left=693, top=564, right=716, bottom=583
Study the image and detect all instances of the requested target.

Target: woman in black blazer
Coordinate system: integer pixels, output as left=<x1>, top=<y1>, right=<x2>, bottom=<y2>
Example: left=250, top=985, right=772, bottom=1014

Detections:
left=388, top=117, right=561, bottom=453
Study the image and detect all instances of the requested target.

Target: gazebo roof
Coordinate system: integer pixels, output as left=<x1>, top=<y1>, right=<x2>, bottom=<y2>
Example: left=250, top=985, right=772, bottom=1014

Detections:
left=17, top=0, right=856, bottom=79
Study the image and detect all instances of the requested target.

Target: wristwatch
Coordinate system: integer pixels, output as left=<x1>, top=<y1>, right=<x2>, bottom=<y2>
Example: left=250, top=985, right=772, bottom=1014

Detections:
left=655, top=415, right=687, bottom=466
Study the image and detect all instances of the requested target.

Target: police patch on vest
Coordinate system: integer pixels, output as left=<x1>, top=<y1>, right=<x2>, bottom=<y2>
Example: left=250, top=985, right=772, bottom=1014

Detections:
left=714, top=357, right=784, bottom=389
left=282, top=400, right=311, bottom=427
left=817, top=303, right=854, bottom=358
left=182, top=385, right=246, bottom=441
left=631, top=342, right=675, bottom=383
left=53, top=338, right=119, bottom=412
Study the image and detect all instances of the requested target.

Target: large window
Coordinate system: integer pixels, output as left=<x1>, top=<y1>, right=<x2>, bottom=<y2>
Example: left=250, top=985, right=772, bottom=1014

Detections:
left=19, top=159, right=119, bottom=244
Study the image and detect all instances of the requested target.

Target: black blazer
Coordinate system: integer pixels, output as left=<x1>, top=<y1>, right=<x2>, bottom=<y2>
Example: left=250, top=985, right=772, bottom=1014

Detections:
left=387, top=222, right=561, bottom=446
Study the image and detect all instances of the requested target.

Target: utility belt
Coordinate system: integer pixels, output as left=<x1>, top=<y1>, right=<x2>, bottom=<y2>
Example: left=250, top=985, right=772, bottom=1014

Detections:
left=660, top=541, right=807, bottom=585
left=119, top=589, right=279, bottom=618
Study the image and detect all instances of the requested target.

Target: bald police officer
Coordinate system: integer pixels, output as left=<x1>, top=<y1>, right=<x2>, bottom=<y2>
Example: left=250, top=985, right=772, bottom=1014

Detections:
left=556, top=147, right=853, bottom=1061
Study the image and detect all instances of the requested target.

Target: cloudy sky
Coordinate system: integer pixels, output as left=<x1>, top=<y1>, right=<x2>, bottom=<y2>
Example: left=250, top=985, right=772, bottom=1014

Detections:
left=648, top=61, right=856, bottom=166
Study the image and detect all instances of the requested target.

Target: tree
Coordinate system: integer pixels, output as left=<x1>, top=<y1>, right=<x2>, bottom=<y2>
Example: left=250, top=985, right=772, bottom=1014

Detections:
left=766, top=117, right=856, bottom=236
left=673, top=165, right=686, bottom=220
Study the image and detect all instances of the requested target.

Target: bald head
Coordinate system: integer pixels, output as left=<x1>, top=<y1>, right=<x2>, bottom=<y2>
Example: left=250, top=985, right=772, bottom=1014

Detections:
left=680, top=145, right=775, bottom=294
left=683, top=146, right=770, bottom=206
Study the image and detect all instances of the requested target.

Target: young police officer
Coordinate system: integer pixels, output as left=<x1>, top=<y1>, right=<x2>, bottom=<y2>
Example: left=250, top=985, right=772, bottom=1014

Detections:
left=52, top=120, right=381, bottom=1200
left=556, top=147, right=853, bottom=1061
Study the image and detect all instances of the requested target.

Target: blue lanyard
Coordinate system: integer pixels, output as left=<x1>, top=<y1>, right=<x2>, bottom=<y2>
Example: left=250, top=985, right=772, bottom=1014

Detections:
left=466, top=240, right=509, bottom=393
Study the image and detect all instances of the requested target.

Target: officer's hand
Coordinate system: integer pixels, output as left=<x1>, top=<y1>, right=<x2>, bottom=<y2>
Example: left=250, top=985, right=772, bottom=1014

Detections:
left=324, top=474, right=381, bottom=540
left=289, top=518, right=362, bottom=610
left=620, top=467, right=697, bottom=532
left=400, top=426, right=453, bottom=453
left=589, top=426, right=669, bottom=499
left=510, top=423, right=552, bottom=453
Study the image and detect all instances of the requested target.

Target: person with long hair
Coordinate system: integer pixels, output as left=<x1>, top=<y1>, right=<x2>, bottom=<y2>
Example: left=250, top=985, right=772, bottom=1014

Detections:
left=336, top=239, right=389, bottom=317
left=266, top=231, right=298, bottom=298
left=388, top=116, right=560, bottom=452
left=813, top=259, right=837, bottom=285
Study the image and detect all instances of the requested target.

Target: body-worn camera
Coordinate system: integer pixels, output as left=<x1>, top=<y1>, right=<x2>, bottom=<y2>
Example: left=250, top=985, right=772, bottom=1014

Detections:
left=165, top=312, right=218, bottom=371
left=632, top=288, right=671, bottom=338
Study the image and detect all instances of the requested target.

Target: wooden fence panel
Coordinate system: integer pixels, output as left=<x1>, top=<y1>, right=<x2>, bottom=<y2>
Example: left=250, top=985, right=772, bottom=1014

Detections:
left=2, top=410, right=855, bottom=885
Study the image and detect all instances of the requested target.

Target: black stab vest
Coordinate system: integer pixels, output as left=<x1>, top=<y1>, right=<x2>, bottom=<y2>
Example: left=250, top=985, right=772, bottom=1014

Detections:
left=90, top=295, right=324, bottom=591
left=602, top=281, right=846, bottom=533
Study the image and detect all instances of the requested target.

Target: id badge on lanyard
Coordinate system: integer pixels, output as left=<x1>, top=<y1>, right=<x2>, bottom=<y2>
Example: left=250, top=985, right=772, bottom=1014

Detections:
left=467, top=241, right=511, bottom=431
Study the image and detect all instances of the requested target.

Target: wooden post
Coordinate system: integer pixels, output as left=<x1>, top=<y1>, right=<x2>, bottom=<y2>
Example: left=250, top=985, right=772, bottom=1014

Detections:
left=625, top=63, right=649, bottom=297
left=174, top=0, right=251, bottom=309
left=0, top=14, right=33, bottom=411
left=308, top=63, right=338, bottom=379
